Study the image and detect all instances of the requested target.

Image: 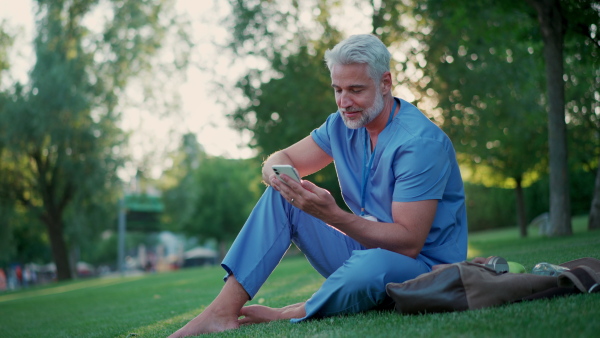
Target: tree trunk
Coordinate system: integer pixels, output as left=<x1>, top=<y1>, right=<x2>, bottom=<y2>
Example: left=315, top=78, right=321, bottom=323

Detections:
left=589, top=162, right=600, bottom=230
left=515, top=178, right=527, bottom=237
left=528, top=0, right=572, bottom=236
left=43, top=216, right=73, bottom=281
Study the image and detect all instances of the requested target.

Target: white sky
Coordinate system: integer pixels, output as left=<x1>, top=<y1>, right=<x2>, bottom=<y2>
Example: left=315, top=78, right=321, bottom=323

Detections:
left=0, top=0, right=375, bottom=180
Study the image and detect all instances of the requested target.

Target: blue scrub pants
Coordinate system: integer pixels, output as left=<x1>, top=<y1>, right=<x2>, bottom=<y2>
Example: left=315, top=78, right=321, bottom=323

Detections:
left=221, top=187, right=431, bottom=321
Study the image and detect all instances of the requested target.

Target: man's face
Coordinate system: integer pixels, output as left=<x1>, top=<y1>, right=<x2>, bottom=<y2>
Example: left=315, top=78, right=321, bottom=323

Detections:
left=331, top=63, right=384, bottom=129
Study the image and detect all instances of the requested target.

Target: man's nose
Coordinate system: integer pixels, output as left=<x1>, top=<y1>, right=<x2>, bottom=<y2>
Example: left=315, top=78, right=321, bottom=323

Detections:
left=338, top=92, right=353, bottom=108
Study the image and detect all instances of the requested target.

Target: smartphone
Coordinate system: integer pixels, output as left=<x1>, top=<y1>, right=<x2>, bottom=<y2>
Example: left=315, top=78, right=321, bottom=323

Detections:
left=272, top=165, right=301, bottom=184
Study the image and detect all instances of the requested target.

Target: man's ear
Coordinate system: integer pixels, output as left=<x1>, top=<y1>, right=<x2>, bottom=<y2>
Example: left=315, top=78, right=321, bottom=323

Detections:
left=380, top=71, right=392, bottom=93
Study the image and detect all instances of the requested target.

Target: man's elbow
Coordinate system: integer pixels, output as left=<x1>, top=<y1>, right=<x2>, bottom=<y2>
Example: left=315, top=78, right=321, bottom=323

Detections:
left=392, top=245, right=422, bottom=259
left=405, top=248, right=422, bottom=259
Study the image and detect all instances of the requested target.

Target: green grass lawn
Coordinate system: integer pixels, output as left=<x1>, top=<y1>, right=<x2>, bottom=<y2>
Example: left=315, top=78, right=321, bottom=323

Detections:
left=1, top=215, right=599, bottom=337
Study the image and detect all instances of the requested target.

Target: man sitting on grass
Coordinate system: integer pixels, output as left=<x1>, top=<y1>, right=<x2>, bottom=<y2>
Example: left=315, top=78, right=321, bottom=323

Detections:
left=169, top=33, right=467, bottom=337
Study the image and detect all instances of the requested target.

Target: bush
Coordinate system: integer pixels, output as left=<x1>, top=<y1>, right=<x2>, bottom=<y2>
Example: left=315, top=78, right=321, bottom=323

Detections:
left=524, top=168, right=595, bottom=219
left=465, top=167, right=596, bottom=232
left=464, top=183, right=516, bottom=231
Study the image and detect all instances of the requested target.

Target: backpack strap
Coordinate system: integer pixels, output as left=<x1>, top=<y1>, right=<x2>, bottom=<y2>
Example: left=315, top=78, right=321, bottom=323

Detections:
left=520, top=258, right=600, bottom=301
left=558, top=266, right=600, bottom=293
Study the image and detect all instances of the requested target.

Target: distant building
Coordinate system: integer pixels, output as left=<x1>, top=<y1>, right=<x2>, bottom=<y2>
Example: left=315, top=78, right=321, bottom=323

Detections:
left=182, top=247, right=217, bottom=268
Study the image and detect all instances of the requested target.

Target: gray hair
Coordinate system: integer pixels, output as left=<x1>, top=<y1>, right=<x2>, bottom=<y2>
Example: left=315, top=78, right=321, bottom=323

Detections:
left=324, top=34, right=391, bottom=83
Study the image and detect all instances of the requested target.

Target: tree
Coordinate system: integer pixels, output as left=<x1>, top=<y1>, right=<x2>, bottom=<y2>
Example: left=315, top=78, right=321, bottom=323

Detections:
left=0, top=20, right=14, bottom=83
left=161, top=135, right=262, bottom=260
left=0, top=0, right=192, bottom=280
left=161, top=133, right=206, bottom=237
left=225, top=0, right=349, bottom=205
left=230, top=43, right=346, bottom=199
left=524, top=0, right=599, bottom=235
left=384, top=0, right=598, bottom=235
left=524, top=0, right=571, bottom=235
left=0, top=21, right=16, bottom=264
left=190, top=157, right=262, bottom=259
left=226, top=0, right=343, bottom=149
left=161, top=134, right=261, bottom=259
left=550, top=2, right=600, bottom=231
left=567, top=28, right=600, bottom=230
left=227, top=0, right=401, bottom=158
left=394, top=0, right=549, bottom=236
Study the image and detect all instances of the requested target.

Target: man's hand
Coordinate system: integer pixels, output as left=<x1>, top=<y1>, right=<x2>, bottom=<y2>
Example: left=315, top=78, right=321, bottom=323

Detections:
left=261, top=136, right=333, bottom=186
left=271, top=174, right=340, bottom=223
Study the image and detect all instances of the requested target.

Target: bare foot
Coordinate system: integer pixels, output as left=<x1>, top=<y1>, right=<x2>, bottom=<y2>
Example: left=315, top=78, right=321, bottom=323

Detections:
left=238, top=302, right=306, bottom=326
left=238, top=305, right=281, bottom=325
left=168, top=308, right=240, bottom=337
left=169, top=275, right=249, bottom=337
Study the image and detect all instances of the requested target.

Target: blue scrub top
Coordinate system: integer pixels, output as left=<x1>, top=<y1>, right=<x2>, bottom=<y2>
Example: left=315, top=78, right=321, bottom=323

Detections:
left=310, top=98, right=468, bottom=265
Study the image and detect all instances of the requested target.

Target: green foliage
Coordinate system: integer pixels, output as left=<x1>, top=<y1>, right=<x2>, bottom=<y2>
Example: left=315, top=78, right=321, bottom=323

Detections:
left=161, top=134, right=263, bottom=256
left=226, top=0, right=350, bottom=206
left=0, top=205, right=52, bottom=267
left=399, top=0, right=547, bottom=186
left=79, top=231, right=118, bottom=267
left=416, top=1, right=550, bottom=232
left=230, top=43, right=348, bottom=207
left=564, top=32, right=600, bottom=170
left=189, top=157, right=262, bottom=250
left=381, top=0, right=598, bottom=234
left=226, top=0, right=344, bottom=153
left=226, top=0, right=343, bottom=58
left=525, top=167, right=596, bottom=219
left=160, top=133, right=206, bottom=235
left=466, top=167, right=596, bottom=231
left=464, top=183, right=516, bottom=231
left=0, top=20, right=15, bottom=82
left=231, top=45, right=335, bottom=156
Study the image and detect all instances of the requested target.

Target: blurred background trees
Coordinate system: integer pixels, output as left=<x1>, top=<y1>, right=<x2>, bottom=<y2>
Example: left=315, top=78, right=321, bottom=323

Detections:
left=0, top=0, right=598, bottom=282
left=160, top=133, right=262, bottom=260
left=0, top=0, right=192, bottom=281
left=388, top=0, right=549, bottom=237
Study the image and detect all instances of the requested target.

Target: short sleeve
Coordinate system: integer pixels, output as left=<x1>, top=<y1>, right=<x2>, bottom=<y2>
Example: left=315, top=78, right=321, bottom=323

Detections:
left=392, top=138, right=451, bottom=202
left=310, top=113, right=338, bottom=157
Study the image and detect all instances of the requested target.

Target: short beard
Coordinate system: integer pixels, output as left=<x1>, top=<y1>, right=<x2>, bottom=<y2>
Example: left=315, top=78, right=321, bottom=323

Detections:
left=339, top=90, right=385, bottom=129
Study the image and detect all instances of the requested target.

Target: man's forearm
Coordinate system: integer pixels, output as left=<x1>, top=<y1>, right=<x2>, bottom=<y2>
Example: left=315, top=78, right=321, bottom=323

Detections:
left=324, top=210, right=413, bottom=256
left=325, top=209, right=424, bottom=258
